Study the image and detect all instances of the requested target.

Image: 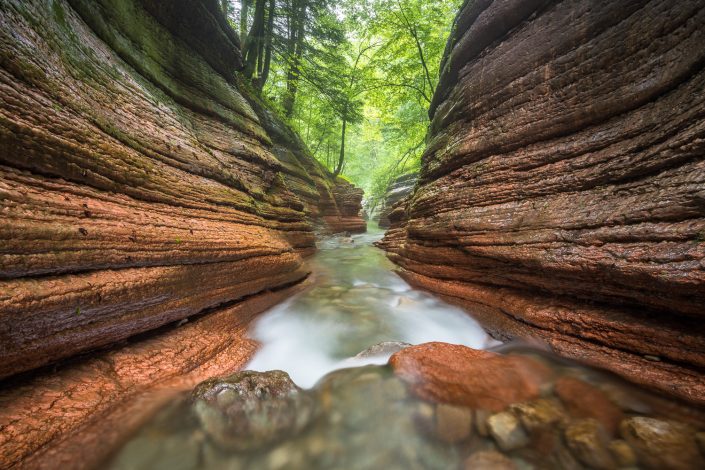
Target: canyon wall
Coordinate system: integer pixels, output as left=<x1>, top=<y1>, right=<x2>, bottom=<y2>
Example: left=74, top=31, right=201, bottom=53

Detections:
left=0, top=0, right=363, bottom=467
left=377, top=172, right=417, bottom=229
left=380, top=0, right=705, bottom=405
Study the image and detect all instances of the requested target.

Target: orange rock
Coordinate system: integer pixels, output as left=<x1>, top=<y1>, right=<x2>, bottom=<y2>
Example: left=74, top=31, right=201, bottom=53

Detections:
left=555, top=377, right=624, bottom=436
left=389, top=342, right=552, bottom=411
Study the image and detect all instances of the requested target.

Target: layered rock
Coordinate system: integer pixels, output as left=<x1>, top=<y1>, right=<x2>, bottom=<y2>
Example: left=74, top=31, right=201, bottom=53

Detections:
left=377, top=172, right=417, bottom=229
left=0, top=0, right=362, bottom=466
left=380, top=0, right=705, bottom=404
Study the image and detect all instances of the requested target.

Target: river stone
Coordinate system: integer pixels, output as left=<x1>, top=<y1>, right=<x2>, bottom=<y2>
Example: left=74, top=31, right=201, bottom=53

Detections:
left=389, top=342, right=552, bottom=411
left=510, top=398, right=567, bottom=432
left=564, top=418, right=615, bottom=469
left=463, top=450, right=517, bottom=470
left=434, top=403, right=473, bottom=443
left=487, top=411, right=529, bottom=451
left=191, top=370, right=316, bottom=451
left=355, top=341, right=412, bottom=358
left=609, top=439, right=637, bottom=468
left=620, top=417, right=703, bottom=469
left=696, top=432, right=705, bottom=454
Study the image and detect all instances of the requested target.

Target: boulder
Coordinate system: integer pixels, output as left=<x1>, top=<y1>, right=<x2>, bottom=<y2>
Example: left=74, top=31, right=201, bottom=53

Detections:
left=191, top=371, right=316, bottom=451
left=389, top=342, right=552, bottom=412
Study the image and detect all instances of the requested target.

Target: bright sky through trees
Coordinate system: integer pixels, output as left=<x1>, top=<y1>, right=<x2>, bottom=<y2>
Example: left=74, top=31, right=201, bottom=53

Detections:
left=224, top=0, right=462, bottom=205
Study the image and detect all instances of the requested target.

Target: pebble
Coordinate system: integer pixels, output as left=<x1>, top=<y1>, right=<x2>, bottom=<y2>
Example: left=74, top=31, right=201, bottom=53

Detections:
left=564, top=418, right=615, bottom=469
left=510, top=398, right=566, bottom=432
left=434, top=404, right=473, bottom=443
left=620, top=417, right=703, bottom=469
left=487, top=411, right=529, bottom=451
left=609, top=439, right=637, bottom=467
left=463, top=450, right=517, bottom=470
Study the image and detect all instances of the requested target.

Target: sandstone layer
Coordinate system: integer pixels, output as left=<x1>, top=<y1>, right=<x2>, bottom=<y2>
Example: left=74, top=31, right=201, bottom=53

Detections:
left=377, top=172, right=417, bottom=229
left=380, top=0, right=705, bottom=404
left=0, top=0, right=362, bottom=467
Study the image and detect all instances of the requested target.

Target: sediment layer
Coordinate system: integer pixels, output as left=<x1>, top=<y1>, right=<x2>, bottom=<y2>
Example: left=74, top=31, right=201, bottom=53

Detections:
left=380, top=0, right=705, bottom=404
left=0, top=0, right=362, bottom=467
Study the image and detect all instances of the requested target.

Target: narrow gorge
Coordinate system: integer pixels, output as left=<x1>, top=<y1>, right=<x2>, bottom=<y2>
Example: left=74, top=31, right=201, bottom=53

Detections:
left=1, top=0, right=704, bottom=469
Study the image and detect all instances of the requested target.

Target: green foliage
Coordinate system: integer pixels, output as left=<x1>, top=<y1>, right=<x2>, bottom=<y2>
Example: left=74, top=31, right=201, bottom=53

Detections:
left=229, top=0, right=461, bottom=200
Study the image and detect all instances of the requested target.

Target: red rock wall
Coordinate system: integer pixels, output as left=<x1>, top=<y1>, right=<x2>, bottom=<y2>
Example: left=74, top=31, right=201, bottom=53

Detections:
left=0, top=0, right=364, bottom=466
left=0, top=0, right=363, bottom=380
left=381, top=0, right=705, bottom=404
left=377, top=172, right=417, bottom=229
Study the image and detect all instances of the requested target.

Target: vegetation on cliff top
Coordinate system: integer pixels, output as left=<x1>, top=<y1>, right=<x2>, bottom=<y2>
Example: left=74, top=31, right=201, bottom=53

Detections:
left=223, top=0, right=460, bottom=204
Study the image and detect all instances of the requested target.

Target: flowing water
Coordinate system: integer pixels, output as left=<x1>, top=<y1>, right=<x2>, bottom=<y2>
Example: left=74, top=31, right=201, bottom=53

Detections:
left=107, top=227, right=705, bottom=470
left=246, top=226, right=499, bottom=388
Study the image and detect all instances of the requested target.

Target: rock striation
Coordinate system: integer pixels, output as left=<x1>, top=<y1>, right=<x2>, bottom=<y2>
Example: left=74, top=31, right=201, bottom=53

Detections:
left=376, top=172, right=417, bottom=229
left=0, top=0, right=363, bottom=467
left=380, top=0, right=705, bottom=404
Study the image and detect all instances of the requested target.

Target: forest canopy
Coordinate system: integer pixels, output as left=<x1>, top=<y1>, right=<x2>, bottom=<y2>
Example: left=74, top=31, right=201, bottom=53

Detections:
left=222, top=0, right=461, bottom=206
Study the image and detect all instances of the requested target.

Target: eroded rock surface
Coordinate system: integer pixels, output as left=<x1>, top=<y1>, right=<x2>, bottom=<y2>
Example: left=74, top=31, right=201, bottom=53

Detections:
left=0, top=0, right=363, bottom=467
left=379, top=0, right=705, bottom=403
left=376, top=172, right=417, bottom=229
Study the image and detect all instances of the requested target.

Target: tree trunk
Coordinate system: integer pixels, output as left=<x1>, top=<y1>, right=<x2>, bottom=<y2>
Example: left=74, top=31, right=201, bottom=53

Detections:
left=256, top=0, right=276, bottom=90
left=240, top=0, right=250, bottom=45
left=334, top=117, right=347, bottom=176
left=283, top=0, right=306, bottom=117
left=244, top=0, right=266, bottom=79
left=221, top=0, right=229, bottom=15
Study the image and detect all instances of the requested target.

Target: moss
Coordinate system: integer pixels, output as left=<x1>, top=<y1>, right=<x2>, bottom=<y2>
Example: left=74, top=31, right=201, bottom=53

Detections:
left=52, top=0, right=67, bottom=29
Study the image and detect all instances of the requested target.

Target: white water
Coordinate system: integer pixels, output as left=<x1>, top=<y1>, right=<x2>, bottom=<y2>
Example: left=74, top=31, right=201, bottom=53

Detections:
left=246, top=226, right=499, bottom=388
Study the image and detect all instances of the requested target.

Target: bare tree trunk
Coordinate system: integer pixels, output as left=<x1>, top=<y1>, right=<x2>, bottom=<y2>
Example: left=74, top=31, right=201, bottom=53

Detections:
left=283, top=0, right=306, bottom=117
left=256, top=0, right=276, bottom=90
left=334, top=116, right=347, bottom=176
left=240, top=0, right=250, bottom=46
left=243, top=0, right=266, bottom=78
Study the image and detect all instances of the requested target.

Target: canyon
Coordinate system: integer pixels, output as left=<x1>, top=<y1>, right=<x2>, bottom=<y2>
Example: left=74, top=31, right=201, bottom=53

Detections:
left=379, top=0, right=705, bottom=405
left=1, top=0, right=704, bottom=468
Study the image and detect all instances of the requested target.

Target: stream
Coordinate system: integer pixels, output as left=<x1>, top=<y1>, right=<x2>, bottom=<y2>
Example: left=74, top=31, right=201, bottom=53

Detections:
left=246, top=226, right=499, bottom=388
left=106, top=226, right=705, bottom=470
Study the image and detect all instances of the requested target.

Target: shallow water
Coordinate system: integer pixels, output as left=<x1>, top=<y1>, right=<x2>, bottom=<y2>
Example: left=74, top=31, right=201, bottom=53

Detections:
left=107, top=227, right=705, bottom=470
left=246, top=226, right=499, bottom=388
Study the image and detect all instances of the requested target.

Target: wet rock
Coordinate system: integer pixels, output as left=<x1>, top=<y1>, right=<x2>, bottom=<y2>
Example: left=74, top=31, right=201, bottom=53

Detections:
left=355, top=341, right=412, bottom=358
left=434, top=404, right=473, bottom=444
left=191, top=371, right=316, bottom=451
left=510, top=398, right=566, bottom=432
left=564, top=419, right=616, bottom=469
left=377, top=0, right=705, bottom=405
left=412, top=402, right=436, bottom=435
left=620, top=417, right=703, bottom=469
left=555, top=377, right=624, bottom=436
left=389, top=342, right=552, bottom=411
left=463, top=450, right=517, bottom=470
left=475, top=409, right=492, bottom=437
left=609, top=439, right=637, bottom=468
left=697, top=432, right=705, bottom=454
left=487, top=411, right=530, bottom=451
left=376, top=172, right=417, bottom=229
